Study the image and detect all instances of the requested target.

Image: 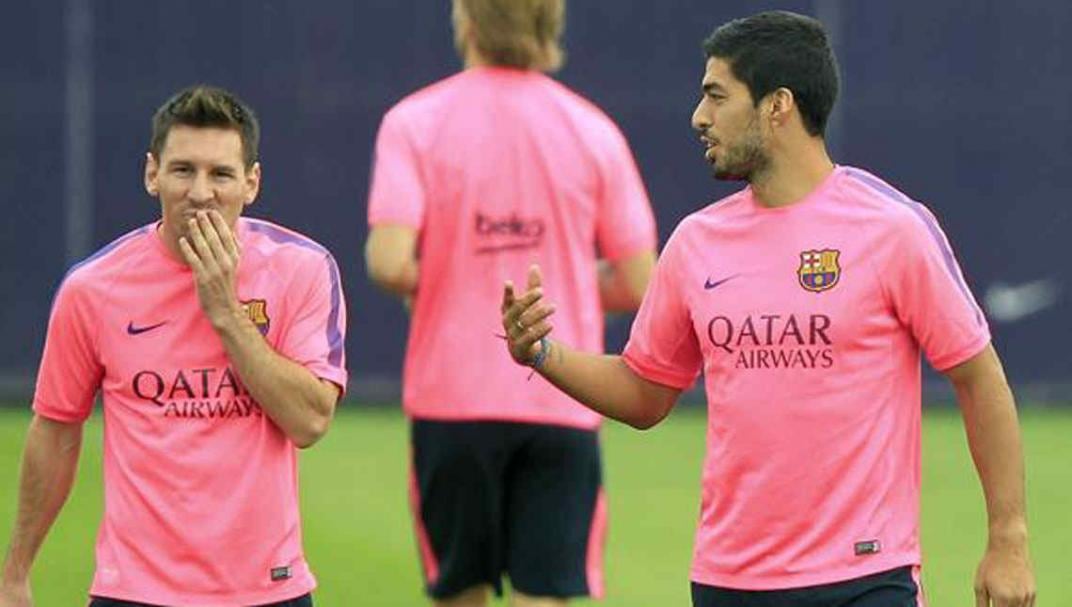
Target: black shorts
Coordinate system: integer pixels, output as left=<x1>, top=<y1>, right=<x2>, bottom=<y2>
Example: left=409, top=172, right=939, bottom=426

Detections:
left=409, top=418, right=606, bottom=600
left=88, top=593, right=312, bottom=607
left=691, top=566, right=923, bottom=607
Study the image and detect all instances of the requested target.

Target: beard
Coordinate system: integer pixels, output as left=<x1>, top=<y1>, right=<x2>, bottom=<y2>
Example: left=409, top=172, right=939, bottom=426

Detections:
left=711, top=116, right=770, bottom=182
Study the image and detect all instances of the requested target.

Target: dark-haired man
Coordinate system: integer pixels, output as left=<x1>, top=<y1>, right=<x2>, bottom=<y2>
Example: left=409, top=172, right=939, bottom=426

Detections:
left=0, top=85, right=346, bottom=607
left=501, top=11, right=1035, bottom=607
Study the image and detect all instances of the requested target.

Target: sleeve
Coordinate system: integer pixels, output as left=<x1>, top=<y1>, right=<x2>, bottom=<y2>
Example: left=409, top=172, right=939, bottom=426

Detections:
left=621, top=228, right=702, bottom=388
left=32, top=275, right=102, bottom=422
left=884, top=205, right=991, bottom=371
left=278, top=251, right=349, bottom=395
left=594, top=120, right=658, bottom=260
left=367, top=108, right=426, bottom=229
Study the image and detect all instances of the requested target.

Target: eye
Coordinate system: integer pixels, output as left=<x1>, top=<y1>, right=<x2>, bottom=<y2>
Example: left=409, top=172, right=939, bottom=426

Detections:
left=171, top=165, right=192, bottom=176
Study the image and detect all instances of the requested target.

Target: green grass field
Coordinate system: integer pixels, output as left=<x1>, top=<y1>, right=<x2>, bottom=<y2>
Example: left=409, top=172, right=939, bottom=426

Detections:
left=0, top=405, right=1068, bottom=605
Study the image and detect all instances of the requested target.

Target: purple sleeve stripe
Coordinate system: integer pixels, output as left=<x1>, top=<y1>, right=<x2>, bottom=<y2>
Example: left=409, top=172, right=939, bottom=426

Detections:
left=244, top=220, right=345, bottom=367
left=845, top=169, right=985, bottom=326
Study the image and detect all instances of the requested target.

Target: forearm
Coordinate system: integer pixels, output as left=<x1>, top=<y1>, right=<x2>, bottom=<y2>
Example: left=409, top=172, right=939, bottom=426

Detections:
left=215, top=312, right=336, bottom=448
left=370, top=258, right=419, bottom=298
left=956, top=382, right=1028, bottom=540
left=2, top=416, right=82, bottom=584
left=597, top=252, right=655, bottom=312
left=536, top=340, right=678, bottom=429
left=365, top=224, right=420, bottom=298
left=949, top=347, right=1029, bottom=545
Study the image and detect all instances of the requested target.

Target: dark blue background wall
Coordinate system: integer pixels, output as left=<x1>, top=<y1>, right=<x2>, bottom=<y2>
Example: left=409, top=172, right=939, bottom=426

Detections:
left=2, top=1, right=1069, bottom=398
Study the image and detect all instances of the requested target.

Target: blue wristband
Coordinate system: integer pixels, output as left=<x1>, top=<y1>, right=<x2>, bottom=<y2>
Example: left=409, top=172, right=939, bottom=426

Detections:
left=530, top=337, right=551, bottom=370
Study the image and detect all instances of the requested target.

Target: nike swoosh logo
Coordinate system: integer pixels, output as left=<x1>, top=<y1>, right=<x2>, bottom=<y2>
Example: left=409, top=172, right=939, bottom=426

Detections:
left=983, top=279, right=1061, bottom=323
left=704, top=274, right=739, bottom=290
left=127, top=320, right=168, bottom=335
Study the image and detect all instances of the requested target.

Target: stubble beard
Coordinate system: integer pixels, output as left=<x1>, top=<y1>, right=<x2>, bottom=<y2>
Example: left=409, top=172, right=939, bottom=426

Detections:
left=712, top=116, right=770, bottom=183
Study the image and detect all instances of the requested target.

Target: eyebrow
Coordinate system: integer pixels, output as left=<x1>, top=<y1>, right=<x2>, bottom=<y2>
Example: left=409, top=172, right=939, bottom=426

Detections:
left=702, top=81, right=727, bottom=95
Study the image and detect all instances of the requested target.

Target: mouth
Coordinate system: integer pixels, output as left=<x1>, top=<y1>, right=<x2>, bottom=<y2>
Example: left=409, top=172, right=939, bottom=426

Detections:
left=701, top=136, right=718, bottom=162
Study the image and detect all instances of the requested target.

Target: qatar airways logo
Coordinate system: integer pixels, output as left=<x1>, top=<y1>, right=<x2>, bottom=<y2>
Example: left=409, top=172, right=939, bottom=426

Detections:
left=707, top=313, right=835, bottom=370
left=474, top=211, right=545, bottom=254
left=131, top=367, right=263, bottom=419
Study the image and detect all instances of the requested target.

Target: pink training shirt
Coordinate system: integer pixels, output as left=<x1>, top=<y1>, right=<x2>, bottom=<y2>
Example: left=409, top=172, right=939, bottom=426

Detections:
left=33, top=217, right=347, bottom=605
left=623, top=166, right=990, bottom=589
left=368, top=66, right=657, bottom=429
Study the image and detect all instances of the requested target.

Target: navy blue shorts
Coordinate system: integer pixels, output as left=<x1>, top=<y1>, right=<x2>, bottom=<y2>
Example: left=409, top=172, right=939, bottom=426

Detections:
left=691, top=566, right=922, bottom=606
left=409, top=419, right=605, bottom=600
left=88, top=593, right=312, bottom=607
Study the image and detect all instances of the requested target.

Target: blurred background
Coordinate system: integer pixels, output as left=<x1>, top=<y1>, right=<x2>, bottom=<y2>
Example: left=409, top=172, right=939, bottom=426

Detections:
left=1, top=1, right=1069, bottom=605
left=2, top=0, right=1069, bottom=400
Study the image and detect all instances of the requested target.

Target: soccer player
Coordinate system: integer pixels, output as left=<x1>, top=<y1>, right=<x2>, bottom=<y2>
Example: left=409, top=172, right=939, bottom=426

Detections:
left=364, top=1, right=657, bottom=605
left=501, top=11, right=1037, bottom=607
left=0, top=85, right=347, bottom=607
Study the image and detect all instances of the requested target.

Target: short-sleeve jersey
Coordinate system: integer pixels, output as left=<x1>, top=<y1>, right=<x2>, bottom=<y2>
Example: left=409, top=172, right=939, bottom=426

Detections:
left=623, top=166, right=989, bottom=589
left=368, top=66, right=657, bottom=429
left=33, top=218, right=347, bottom=605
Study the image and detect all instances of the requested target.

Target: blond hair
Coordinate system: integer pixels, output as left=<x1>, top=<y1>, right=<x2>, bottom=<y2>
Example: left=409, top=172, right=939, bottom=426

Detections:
left=455, top=0, right=565, bottom=72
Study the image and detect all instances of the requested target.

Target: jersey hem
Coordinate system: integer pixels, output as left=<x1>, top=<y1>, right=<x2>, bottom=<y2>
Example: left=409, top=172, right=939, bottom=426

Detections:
left=929, top=332, right=990, bottom=372
left=32, top=401, right=91, bottom=424
left=621, top=351, right=698, bottom=390
left=689, top=554, right=920, bottom=591
left=405, top=408, right=601, bottom=431
left=88, top=579, right=315, bottom=606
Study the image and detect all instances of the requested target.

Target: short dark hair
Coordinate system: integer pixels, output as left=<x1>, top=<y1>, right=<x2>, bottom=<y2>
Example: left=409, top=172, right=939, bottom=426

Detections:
left=703, top=11, right=839, bottom=137
left=149, top=85, right=260, bottom=168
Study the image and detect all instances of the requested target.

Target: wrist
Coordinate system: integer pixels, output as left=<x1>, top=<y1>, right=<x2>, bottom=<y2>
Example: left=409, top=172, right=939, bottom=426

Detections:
left=987, top=518, right=1029, bottom=550
left=1, top=559, right=29, bottom=585
left=530, top=338, right=552, bottom=370
left=210, top=306, right=252, bottom=334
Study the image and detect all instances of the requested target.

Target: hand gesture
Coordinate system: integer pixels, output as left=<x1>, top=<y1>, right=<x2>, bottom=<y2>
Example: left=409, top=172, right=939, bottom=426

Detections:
left=178, top=210, right=243, bottom=329
left=501, top=265, right=556, bottom=366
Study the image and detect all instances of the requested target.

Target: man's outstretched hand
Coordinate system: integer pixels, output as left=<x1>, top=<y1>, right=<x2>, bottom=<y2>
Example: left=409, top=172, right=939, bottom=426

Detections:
left=501, top=264, right=556, bottom=366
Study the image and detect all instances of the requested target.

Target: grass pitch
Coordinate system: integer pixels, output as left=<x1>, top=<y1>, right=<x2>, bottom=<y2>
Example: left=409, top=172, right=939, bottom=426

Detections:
left=0, top=404, right=1068, bottom=605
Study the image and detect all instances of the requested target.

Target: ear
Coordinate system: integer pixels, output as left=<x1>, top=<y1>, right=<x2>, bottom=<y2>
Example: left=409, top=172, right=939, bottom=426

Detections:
left=243, top=161, right=262, bottom=207
left=768, top=87, right=795, bottom=127
left=144, top=152, right=160, bottom=196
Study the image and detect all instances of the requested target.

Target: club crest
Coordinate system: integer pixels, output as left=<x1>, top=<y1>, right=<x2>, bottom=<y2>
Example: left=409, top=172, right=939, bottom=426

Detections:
left=798, top=249, right=841, bottom=293
left=241, top=299, right=271, bottom=335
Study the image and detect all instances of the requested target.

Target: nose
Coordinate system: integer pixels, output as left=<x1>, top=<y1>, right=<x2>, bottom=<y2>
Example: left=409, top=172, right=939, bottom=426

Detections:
left=188, top=172, right=214, bottom=204
left=691, top=98, right=711, bottom=133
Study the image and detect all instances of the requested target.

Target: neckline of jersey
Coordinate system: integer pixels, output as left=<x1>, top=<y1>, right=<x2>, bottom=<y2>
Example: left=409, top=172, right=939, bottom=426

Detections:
left=746, top=164, right=845, bottom=214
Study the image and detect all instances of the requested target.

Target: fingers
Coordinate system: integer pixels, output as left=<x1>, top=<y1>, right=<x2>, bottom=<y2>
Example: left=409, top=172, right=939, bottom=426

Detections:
left=207, top=209, right=240, bottom=262
left=527, top=263, right=542, bottom=290
left=195, top=211, right=232, bottom=267
left=501, top=280, right=516, bottom=314
left=178, top=236, right=205, bottom=274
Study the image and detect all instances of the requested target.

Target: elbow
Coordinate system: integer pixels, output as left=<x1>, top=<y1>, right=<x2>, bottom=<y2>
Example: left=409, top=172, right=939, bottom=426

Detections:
left=367, top=261, right=415, bottom=296
left=624, top=406, right=670, bottom=431
left=292, top=414, right=332, bottom=449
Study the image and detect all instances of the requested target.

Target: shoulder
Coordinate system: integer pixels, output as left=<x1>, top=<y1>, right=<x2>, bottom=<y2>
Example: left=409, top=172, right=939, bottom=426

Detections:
left=240, top=217, right=338, bottom=269
left=381, top=72, right=470, bottom=126
left=836, top=166, right=943, bottom=240
left=61, top=223, right=156, bottom=293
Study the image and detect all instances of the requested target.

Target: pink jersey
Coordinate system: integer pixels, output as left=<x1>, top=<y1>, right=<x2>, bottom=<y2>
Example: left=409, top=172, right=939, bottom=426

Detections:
left=623, top=166, right=989, bottom=589
left=33, top=217, right=347, bottom=605
left=368, top=66, right=656, bottom=429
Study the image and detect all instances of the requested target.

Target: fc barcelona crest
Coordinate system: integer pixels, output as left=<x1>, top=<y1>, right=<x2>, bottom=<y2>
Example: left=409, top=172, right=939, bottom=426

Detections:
left=241, top=299, right=271, bottom=335
left=798, top=249, right=841, bottom=293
